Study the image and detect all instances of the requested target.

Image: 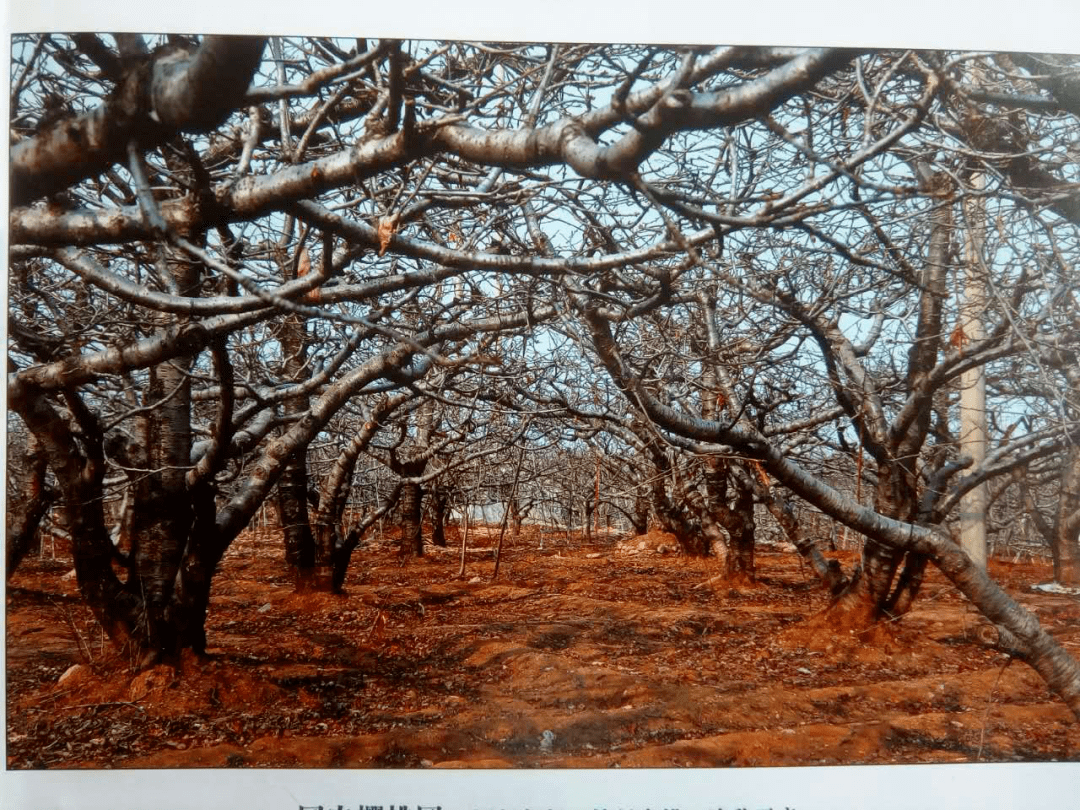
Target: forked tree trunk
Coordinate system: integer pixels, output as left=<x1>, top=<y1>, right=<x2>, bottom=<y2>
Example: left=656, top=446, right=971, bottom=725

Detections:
left=723, top=480, right=756, bottom=580
left=331, top=527, right=363, bottom=592
left=493, top=445, right=528, bottom=579
left=169, top=483, right=227, bottom=654
left=702, top=461, right=755, bottom=579
left=649, top=461, right=707, bottom=555
left=135, top=258, right=199, bottom=663
left=326, top=482, right=403, bottom=592
left=822, top=171, right=954, bottom=627
left=134, top=479, right=196, bottom=661
left=388, top=398, right=437, bottom=559
left=312, top=392, right=409, bottom=590
left=12, top=388, right=154, bottom=657
left=682, top=485, right=723, bottom=557
left=828, top=463, right=915, bottom=626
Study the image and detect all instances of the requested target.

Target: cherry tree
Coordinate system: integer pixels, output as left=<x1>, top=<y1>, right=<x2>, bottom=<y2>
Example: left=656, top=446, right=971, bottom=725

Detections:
left=8, top=37, right=1080, bottom=717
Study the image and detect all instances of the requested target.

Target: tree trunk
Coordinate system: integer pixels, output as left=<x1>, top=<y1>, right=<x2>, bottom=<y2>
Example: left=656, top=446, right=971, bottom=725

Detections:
left=399, top=480, right=424, bottom=557
left=278, top=449, right=316, bottom=590
left=11, top=387, right=142, bottom=651
left=1052, top=447, right=1080, bottom=586
left=331, top=526, right=364, bottom=592
left=959, top=170, right=989, bottom=569
left=312, top=521, right=339, bottom=592
left=649, top=463, right=705, bottom=555
left=169, top=483, right=225, bottom=654
left=681, top=486, right=722, bottom=557
left=728, top=479, right=756, bottom=579
left=510, top=497, right=523, bottom=541
left=712, top=466, right=756, bottom=580
left=735, top=463, right=846, bottom=593
left=825, top=173, right=954, bottom=625
left=388, top=398, right=437, bottom=559
left=312, top=392, right=409, bottom=590
left=493, top=445, right=528, bottom=579
left=275, top=246, right=316, bottom=590
left=134, top=256, right=199, bottom=664
left=5, top=433, right=55, bottom=579
left=828, top=462, right=913, bottom=625
left=328, top=481, right=402, bottom=591
left=430, top=487, right=449, bottom=548
left=631, top=491, right=651, bottom=535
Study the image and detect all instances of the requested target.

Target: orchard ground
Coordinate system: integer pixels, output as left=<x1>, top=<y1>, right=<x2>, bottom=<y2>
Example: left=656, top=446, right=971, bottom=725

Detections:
left=6, top=524, right=1080, bottom=768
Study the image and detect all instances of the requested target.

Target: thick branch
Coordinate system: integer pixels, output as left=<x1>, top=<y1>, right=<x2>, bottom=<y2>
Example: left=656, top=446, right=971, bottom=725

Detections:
left=11, top=36, right=266, bottom=206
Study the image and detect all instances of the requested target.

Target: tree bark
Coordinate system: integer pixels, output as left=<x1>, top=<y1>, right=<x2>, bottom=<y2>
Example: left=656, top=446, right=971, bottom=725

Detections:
left=169, top=482, right=224, bottom=654
left=959, top=171, right=989, bottom=569
left=311, top=392, right=409, bottom=590
left=274, top=245, right=318, bottom=590
left=398, top=478, right=425, bottom=557
left=1052, top=447, right=1080, bottom=586
left=734, top=463, right=846, bottom=594
left=11, top=36, right=266, bottom=206
left=278, top=451, right=316, bottom=590
left=5, top=432, right=55, bottom=579
left=387, top=399, right=438, bottom=559
left=430, top=486, right=449, bottom=548
left=631, top=491, right=651, bottom=535
left=133, top=257, right=200, bottom=664
left=707, top=461, right=756, bottom=580
left=9, top=386, right=141, bottom=649
left=724, top=482, right=756, bottom=580
left=326, top=481, right=403, bottom=592
left=829, top=463, right=915, bottom=624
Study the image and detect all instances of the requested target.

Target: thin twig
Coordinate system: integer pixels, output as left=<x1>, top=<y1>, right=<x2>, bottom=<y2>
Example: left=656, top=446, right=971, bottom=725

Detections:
left=61, top=699, right=146, bottom=712
left=30, top=689, right=74, bottom=705
left=54, top=600, right=95, bottom=665
left=493, top=424, right=532, bottom=580
left=977, top=656, right=1013, bottom=761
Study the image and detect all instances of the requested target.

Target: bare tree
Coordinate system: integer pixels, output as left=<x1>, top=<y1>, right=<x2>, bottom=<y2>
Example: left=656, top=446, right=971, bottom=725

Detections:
left=8, top=37, right=1080, bottom=719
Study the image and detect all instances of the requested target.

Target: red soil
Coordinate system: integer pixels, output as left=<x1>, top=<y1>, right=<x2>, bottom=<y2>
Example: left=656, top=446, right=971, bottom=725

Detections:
left=6, top=525, right=1079, bottom=768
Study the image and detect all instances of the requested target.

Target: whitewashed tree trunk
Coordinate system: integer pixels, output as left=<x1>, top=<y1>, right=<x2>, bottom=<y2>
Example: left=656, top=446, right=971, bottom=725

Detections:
left=960, top=172, right=989, bottom=569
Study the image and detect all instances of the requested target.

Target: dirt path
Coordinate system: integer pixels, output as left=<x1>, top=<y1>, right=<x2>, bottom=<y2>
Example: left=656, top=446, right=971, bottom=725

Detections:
left=7, top=527, right=1079, bottom=768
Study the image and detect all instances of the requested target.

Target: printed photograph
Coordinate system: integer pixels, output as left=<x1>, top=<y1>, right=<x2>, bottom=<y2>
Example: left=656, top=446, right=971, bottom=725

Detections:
left=6, top=29, right=1080, bottom=782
